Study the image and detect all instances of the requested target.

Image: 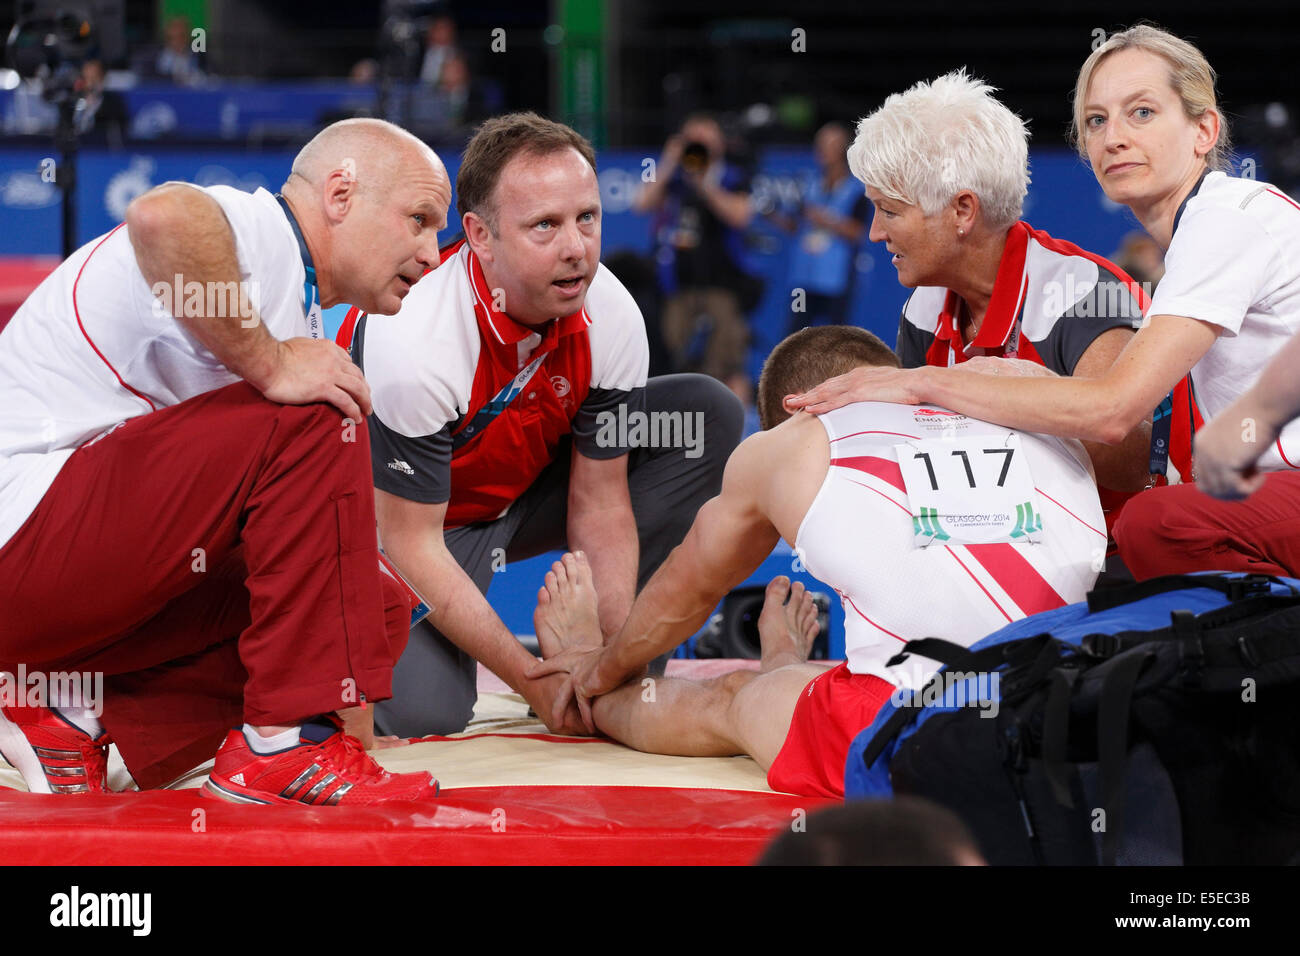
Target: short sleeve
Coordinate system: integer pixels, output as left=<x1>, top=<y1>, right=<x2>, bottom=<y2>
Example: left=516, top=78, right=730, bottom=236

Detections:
left=200, top=186, right=303, bottom=344
left=1044, top=270, right=1143, bottom=376
left=897, top=293, right=930, bottom=368
left=368, top=415, right=452, bottom=504
left=572, top=385, right=647, bottom=458
left=1148, top=204, right=1278, bottom=335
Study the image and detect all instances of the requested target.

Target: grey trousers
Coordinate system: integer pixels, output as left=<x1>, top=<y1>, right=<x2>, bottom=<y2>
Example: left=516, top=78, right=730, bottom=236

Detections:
left=374, top=373, right=745, bottom=737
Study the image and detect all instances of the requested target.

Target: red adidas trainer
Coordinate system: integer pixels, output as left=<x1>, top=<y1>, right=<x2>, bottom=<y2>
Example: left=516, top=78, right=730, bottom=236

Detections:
left=203, top=716, right=438, bottom=806
left=0, top=704, right=111, bottom=794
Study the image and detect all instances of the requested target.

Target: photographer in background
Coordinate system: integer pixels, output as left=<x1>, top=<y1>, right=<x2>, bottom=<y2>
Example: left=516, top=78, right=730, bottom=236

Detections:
left=637, top=113, right=760, bottom=388
left=769, top=122, right=869, bottom=334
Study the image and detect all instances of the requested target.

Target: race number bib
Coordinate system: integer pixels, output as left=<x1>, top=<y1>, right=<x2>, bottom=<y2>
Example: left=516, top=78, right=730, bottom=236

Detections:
left=895, top=434, right=1045, bottom=547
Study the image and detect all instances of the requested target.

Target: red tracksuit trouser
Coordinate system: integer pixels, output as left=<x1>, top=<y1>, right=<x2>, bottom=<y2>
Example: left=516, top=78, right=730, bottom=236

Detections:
left=1114, top=471, right=1300, bottom=580
left=0, top=382, right=408, bottom=789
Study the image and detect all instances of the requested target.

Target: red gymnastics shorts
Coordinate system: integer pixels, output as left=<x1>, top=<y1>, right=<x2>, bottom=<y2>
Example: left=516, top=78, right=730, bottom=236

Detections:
left=766, top=662, right=896, bottom=799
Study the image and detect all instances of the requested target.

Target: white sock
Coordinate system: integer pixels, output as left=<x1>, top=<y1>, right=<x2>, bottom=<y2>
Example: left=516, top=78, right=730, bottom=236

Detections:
left=49, top=676, right=104, bottom=739
left=54, top=707, right=103, bottom=739
left=243, top=724, right=301, bottom=754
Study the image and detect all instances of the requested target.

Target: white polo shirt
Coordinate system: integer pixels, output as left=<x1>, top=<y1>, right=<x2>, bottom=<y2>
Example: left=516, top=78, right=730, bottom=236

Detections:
left=0, top=185, right=313, bottom=551
left=1149, top=170, right=1300, bottom=470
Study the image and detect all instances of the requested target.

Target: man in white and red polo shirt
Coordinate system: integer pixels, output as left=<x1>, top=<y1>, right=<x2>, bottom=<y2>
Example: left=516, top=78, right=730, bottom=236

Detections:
left=346, top=113, right=743, bottom=736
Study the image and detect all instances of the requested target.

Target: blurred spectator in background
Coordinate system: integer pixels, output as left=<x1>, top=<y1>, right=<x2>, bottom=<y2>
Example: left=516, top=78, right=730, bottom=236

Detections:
left=2, top=76, right=57, bottom=136
left=419, top=14, right=460, bottom=86
left=75, top=59, right=128, bottom=147
left=757, top=796, right=986, bottom=866
left=350, top=58, right=379, bottom=85
left=637, top=113, right=761, bottom=391
left=1112, top=231, right=1166, bottom=290
left=770, top=122, right=869, bottom=334
left=433, top=52, right=477, bottom=128
left=151, top=16, right=206, bottom=86
left=409, top=51, right=480, bottom=142
left=602, top=249, right=671, bottom=376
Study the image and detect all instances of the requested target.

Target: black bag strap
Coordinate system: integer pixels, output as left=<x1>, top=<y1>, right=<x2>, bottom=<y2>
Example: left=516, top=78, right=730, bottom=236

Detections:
left=885, top=634, right=1052, bottom=676
left=861, top=647, right=995, bottom=771
left=1172, top=609, right=1204, bottom=689
left=1040, top=667, right=1079, bottom=809
left=886, top=638, right=969, bottom=668
left=858, top=688, right=925, bottom=770
left=864, top=635, right=1056, bottom=771
left=1097, top=649, right=1154, bottom=866
left=1089, top=593, right=1300, bottom=670
left=1018, top=638, right=1067, bottom=691
left=1086, top=573, right=1293, bottom=614
left=1172, top=592, right=1300, bottom=634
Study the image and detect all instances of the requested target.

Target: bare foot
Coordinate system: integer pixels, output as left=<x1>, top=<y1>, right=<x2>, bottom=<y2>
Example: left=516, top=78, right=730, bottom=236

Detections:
left=534, top=551, right=603, bottom=659
left=756, top=576, right=820, bottom=672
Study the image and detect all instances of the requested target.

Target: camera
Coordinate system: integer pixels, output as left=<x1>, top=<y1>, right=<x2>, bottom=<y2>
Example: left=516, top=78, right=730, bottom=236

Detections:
left=680, top=139, right=710, bottom=174
left=6, top=2, right=125, bottom=96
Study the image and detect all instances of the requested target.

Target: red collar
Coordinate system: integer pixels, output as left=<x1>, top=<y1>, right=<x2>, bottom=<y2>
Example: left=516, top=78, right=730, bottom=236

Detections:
left=933, top=221, right=1031, bottom=354
left=463, top=245, right=591, bottom=350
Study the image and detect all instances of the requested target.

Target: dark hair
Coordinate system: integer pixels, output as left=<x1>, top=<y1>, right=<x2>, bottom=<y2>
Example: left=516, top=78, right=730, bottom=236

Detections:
left=757, top=797, right=984, bottom=866
left=756, top=325, right=901, bottom=430
left=456, top=111, right=597, bottom=232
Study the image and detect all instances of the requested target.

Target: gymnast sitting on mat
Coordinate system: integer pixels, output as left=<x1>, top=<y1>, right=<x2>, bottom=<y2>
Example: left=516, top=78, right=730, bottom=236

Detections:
left=529, top=325, right=1107, bottom=798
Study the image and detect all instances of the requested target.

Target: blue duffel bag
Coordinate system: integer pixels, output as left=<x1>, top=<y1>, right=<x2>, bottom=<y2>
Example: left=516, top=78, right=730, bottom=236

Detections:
left=844, top=573, right=1300, bottom=865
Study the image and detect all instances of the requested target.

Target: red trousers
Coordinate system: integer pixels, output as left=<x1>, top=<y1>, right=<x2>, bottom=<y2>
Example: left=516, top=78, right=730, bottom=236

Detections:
left=1114, top=471, right=1300, bottom=580
left=0, top=382, right=409, bottom=788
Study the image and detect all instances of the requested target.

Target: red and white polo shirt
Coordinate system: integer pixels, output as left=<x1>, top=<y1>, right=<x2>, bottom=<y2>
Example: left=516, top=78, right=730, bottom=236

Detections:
left=895, top=219, right=1197, bottom=501
left=896, top=220, right=1146, bottom=374
left=349, top=238, right=649, bottom=528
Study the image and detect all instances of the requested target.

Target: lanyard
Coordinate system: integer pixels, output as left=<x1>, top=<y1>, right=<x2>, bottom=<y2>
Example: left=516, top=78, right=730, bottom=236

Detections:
left=938, top=306, right=1021, bottom=365
left=451, top=350, right=548, bottom=451
left=1149, top=392, right=1173, bottom=476
left=275, top=194, right=324, bottom=340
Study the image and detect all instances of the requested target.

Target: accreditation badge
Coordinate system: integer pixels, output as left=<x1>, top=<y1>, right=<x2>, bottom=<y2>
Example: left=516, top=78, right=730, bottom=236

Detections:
left=895, top=433, right=1045, bottom=547
left=378, top=551, right=432, bottom=627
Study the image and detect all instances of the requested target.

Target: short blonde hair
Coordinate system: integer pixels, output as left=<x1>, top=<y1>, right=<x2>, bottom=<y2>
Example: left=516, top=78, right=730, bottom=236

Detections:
left=1071, top=24, right=1231, bottom=172
left=847, top=70, right=1029, bottom=229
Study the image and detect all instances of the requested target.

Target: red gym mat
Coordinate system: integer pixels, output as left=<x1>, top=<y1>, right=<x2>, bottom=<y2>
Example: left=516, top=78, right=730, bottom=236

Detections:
left=0, top=660, right=832, bottom=865
left=0, top=784, right=821, bottom=866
